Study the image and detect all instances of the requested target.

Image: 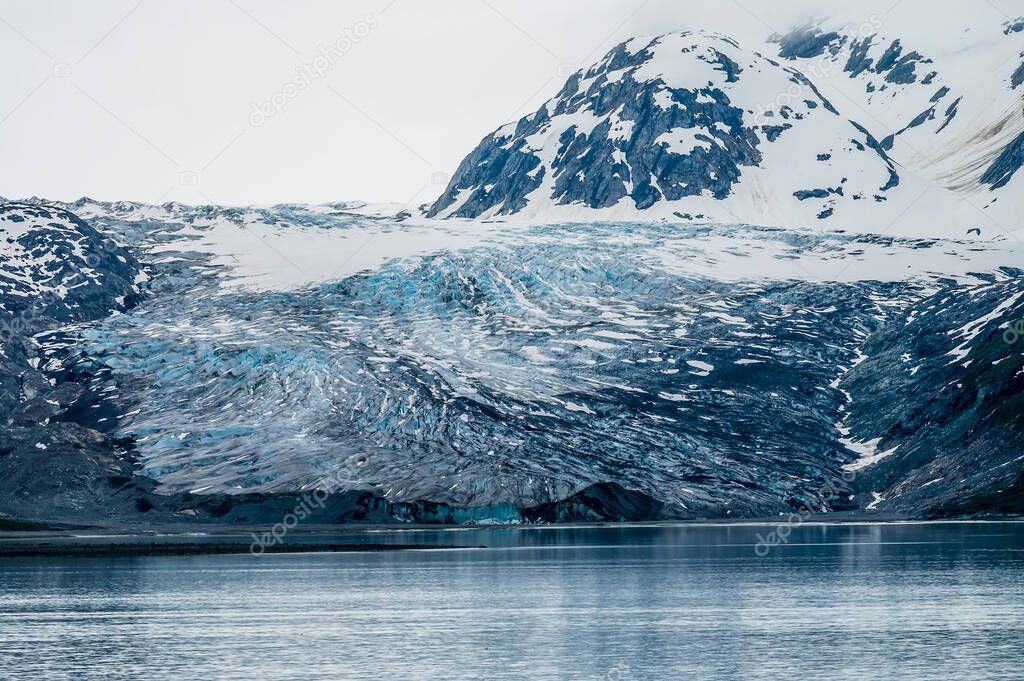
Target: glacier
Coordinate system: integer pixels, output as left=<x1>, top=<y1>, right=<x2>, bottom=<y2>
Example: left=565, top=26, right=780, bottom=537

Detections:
left=2, top=198, right=1021, bottom=524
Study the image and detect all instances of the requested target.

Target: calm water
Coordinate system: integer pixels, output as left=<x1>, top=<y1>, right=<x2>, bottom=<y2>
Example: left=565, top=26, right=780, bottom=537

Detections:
left=1, top=522, right=1022, bottom=680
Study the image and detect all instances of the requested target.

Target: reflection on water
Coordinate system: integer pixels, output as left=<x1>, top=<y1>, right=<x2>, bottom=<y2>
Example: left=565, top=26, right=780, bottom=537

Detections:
left=1, top=523, right=1022, bottom=680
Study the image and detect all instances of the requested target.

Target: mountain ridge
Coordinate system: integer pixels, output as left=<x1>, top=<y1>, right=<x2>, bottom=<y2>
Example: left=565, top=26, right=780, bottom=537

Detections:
left=429, top=24, right=1022, bottom=239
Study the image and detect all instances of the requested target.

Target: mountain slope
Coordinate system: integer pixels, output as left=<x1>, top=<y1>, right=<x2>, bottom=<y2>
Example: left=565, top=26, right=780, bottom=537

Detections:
left=766, top=16, right=1024, bottom=231
left=838, top=272, right=1024, bottom=516
left=0, top=202, right=141, bottom=326
left=0, top=203, right=147, bottom=524
left=429, top=29, right=1016, bottom=238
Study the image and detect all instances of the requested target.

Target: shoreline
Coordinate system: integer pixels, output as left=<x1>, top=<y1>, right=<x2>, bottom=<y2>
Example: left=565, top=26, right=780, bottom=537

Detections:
left=0, top=539, right=469, bottom=558
left=1, top=515, right=1021, bottom=558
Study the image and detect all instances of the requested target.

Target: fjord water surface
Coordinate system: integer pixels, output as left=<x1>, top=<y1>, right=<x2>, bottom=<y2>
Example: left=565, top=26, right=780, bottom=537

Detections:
left=1, top=522, right=1021, bottom=680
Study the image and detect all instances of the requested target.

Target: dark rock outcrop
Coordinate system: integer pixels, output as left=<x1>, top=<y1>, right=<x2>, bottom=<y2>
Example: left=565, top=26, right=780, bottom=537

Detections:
left=839, top=273, right=1024, bottom=516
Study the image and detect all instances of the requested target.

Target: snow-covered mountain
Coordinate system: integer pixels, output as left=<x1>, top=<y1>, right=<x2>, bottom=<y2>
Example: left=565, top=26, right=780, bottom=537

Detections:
left=0, top=203, right=141, bottom=331
left=0, top=203, right=146, bottom=523
left=429, top=23, right=1023, bottom=238
left=767, top=17, right=1024, bottom=227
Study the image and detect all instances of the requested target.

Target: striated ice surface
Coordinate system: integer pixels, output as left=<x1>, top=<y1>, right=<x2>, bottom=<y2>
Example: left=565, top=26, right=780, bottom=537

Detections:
left=24, top=200, right=1023, bottom=517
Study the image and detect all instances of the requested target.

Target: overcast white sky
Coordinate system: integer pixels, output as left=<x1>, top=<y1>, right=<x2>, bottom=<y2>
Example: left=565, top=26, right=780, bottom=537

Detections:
left=0, top=0, right=1015, bottom=206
